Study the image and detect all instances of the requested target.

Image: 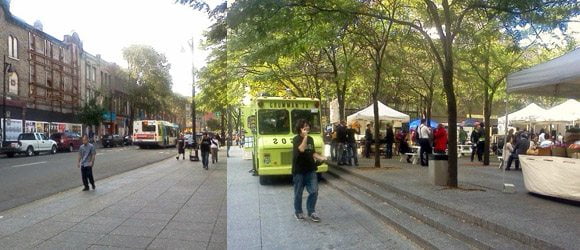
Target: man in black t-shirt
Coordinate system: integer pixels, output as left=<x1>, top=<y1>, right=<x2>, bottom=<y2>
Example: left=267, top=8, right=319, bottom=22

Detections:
left=176, top=134, right=186, bottom=160
left=292, top=119, right=326, bottom=222
left=199, top=132, right=212, bottom=170
left=335, top=120, right=348, bottom=165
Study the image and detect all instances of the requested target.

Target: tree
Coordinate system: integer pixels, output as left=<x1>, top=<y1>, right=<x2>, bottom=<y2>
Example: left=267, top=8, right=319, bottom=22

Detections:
left=298, top=0, right=579, bottom=187
left=78, top=98, right=106, bottom=129
left=123, top=45, right=173, bottom=119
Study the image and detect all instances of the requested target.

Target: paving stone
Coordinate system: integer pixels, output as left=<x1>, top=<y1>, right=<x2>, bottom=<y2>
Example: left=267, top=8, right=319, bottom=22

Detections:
left=69, top=222, right=121, bottom=234
left=157, top=228, right=212, bottom=242
left=51, top=230, right=105, bottom=245
left=110, top=225, right=165, bottom=238
left=130, top=212, right=175, bottom=221
left=96, top=234, right=154, bottom=249
left=146, top=238, right=206, bottom=250
left=34, top=239, right=91, bottom=250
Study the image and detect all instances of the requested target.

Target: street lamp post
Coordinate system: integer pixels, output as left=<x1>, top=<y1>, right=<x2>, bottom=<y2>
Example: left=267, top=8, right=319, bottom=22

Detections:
left=188, top=38, right=199, bottom=160
left=3, top=55, right=15, bottom=147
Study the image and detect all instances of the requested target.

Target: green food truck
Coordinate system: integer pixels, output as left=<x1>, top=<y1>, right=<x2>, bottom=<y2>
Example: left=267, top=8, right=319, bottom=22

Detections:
left=242, top=97, right=328, bottom=185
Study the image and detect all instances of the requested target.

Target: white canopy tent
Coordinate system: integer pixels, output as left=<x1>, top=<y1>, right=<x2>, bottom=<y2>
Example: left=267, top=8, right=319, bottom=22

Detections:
left=507, top=47, right=580, bottom=98
left=498, top=103, right=547, bottom=125
left=546, top=99, right=580, bottom=123
left=347, top=101, right=410, bottom=123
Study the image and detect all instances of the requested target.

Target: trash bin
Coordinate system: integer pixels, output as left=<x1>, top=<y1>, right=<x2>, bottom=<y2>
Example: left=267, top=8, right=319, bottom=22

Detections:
left=428, top=153, right=448, bottom=186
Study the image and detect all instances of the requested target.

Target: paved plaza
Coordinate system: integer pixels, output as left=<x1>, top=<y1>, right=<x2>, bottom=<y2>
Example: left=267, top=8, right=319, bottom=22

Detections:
left=0, top=153, right=226, bottom=249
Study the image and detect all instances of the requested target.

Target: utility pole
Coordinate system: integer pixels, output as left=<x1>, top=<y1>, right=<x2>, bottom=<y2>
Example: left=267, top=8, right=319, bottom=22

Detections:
left=188, top=38, right=199, bottom=160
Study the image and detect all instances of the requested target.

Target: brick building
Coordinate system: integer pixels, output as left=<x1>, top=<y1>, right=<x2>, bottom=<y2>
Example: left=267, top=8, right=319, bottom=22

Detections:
left=1, top=0, right=132, bottom=141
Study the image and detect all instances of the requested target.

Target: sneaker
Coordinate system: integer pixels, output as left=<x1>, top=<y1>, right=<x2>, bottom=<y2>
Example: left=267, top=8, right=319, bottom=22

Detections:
left=82, top=187, right=89, bottom=191
left=92, top=185, right=96, bottom=190
left=176, top=156, right=179, bottom=160
left=309, top=213, right=320, bottom=222
left=294, top=213, right=305, bottom=220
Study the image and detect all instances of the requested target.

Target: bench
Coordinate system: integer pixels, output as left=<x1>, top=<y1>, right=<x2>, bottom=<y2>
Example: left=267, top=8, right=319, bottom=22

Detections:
left=404, top=153, right=419, bottom=165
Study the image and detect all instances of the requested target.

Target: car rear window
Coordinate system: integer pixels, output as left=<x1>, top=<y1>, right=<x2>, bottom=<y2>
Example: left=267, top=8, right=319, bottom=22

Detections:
left=18, top=134, right=36, bottom=140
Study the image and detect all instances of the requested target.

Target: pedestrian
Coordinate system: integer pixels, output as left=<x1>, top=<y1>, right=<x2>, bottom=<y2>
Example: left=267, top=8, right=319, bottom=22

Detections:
left=176, top=134, right=186, bottom=160
left=476, top=123, right=485, bottom=161
left=292, top=119, right=326, bottom=222
left=399, top=130, right=413, bottom=163
left=506, top=133, right=529, bottom=170
left=384, top=125, right=394, bottom=159
left=418, top=119, right=432, bottom=166
left=538, top=128, right=546, bottom=143
left=346, top=123, right=359, bottom=166
left=200, top=132, right=212, bottom=170
left=470, top=124, right=482, bottom=162
left=330, top=128, right=337, bottom=161
left=459, top=126, right=467, bottom=145
left=226, top=135, right=232, bottom=157
left=433, top=124, right=448, bottom=154
left=364, top=123, right=373, bottom=158
left=78, top=135, right=96, bottom=191
left=211, top=135, right=219, bottom=164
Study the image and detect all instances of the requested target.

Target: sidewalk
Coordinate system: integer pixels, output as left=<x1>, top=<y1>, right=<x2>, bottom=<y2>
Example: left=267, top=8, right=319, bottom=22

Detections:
left=0, top=153, right=226, bottom=249
left=227, top=147, right=417, bottom=250
left=329, top=154, right=580, bottom=249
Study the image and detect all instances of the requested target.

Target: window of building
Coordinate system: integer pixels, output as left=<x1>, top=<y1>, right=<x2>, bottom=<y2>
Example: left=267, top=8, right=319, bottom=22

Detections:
left=91, top=67, right=96, bottom=81
left=8, top=35, right=18, bottom=59
left=8, top=73, right=18, bottom=95
left=85, top=64, right=90, bottom=80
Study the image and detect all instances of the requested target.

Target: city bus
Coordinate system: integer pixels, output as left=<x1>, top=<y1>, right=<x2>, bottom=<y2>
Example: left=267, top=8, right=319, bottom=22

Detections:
left=243, top=97, right=328, bottom=185
left=132, top=120, right=180, bottom=148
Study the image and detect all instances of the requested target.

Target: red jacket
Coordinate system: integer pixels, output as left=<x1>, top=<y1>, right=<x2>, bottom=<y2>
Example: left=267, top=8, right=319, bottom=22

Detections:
left=433, top=127, right=448, bottom=152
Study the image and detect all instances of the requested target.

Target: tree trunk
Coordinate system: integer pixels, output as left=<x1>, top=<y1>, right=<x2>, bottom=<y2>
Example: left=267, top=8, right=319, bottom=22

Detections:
left=443, top=68, right=458, bottom=187
left=483, top=89, right=492, bottom=165
left=373, top=59, right=381, bottom=168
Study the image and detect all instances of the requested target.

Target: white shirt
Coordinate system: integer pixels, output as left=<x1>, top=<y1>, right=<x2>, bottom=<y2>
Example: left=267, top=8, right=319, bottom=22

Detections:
left=419, top=124, right=431, bottom=139
left=538, top=133, right=545, bottom=143
left=210, top=138, right=219, bottom=149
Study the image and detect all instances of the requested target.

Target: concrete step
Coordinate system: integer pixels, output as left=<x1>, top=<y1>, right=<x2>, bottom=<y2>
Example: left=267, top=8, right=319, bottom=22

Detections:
left=326, top=168, right=530, bottom=250
left=324, top=173, right=471, bottom=250
left=328, top=164, right=562, bottom=249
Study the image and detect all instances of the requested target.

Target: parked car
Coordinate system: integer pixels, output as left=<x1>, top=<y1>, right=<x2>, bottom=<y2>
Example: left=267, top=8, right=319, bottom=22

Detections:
left=1, top=132, right=57, bottom=157
left=101, top=134, right=124, bottom=148
left=50, top=132, right=82, bottom=152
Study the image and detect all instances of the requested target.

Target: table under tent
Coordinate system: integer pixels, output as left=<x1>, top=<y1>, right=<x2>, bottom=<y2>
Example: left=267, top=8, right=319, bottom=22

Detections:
left=506, top=47, right=580, bottom=202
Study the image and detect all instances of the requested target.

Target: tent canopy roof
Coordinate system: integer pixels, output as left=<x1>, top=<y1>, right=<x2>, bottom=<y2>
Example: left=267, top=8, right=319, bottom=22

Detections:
left=347, top=101, right=410, bottom=123
left=498, top=103, right=547, bottom=123
left=507, top=48, right=580, bottom=98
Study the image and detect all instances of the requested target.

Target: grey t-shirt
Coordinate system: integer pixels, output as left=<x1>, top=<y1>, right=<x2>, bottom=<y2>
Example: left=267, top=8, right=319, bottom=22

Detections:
left=79, top=143, right=96, bottom=167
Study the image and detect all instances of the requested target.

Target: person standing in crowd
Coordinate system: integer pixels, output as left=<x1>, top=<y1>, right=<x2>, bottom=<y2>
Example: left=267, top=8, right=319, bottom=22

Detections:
left=470, top=124, right=481, bottom=162
left=459, top=126, right=467, bottom=145
left=384, top=125, right=394, bottom=159
left=476, top=123, right=485, bottom=161
left=330, top=127, right=337, bottom=162
left=395, top=128, right=404, bottom=156
left=226, top=135, right=232, bottom=157
left=399, top=130, right=413, bottom=163
left=538, top=129, right=546, bottom=143
left=346, top=123, right=359, bottom=166
left=418, top=119, right=432, bottom=166
left=336, top=120, right=348, bottom=165
left=433, top=124, right=448, bottom=154
left=211, top=135, right=220, bottom=164
left=200, top=132, right=212, bottom=170
left=176, top=134, right=186, bottom=160
left=507, top=133, right=529, bottom=170
left=292, top=119, right=326, bottom=222
left=364, top=124, right=373, bottom=158
left=78, top=135, right=97, bottom=191
left=504, top=137, right=515, bottom=170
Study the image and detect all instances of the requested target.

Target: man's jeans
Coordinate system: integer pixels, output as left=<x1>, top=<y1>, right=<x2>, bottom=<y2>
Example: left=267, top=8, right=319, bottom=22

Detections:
left=201, top=151, right=210, bottom=167
left=293, top=171, right=318, bottom=215
left=336, top=143, right=346, bottom=163
left=348, top=142, right=358, bottom=165
left=81, top=167, right=95, bottom=188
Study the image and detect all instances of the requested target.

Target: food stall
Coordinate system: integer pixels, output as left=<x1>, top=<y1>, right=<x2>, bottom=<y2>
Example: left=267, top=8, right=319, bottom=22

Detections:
left=506, top=47, right=580, bottom=201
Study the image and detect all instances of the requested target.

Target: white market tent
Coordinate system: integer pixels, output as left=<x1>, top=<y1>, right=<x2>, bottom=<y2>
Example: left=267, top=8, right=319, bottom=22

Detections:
left=498, top=103, right=547, bottom=125
left=347, top=101, right=410, bottom=123
left=546, top=99, right=580, bottom=123
left=507, top=47, right=580, bottom=98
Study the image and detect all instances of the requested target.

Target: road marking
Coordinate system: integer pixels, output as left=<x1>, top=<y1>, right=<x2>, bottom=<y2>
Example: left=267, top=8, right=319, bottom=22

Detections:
left=11, top=161, right=47, bottom=168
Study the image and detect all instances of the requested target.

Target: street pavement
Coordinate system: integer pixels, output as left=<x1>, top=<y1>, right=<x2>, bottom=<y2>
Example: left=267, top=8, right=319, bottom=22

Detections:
left=0, top=150, right=226, bottom=249
left=0, top=145, right=179, bottom=212
left=227, top=147, right=418, bottom=250
left=329, top=153, right=580, bottom=249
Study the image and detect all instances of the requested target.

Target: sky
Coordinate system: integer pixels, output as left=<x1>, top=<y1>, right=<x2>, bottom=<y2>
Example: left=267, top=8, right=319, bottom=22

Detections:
left=9, top=0, right=222, bottom=97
